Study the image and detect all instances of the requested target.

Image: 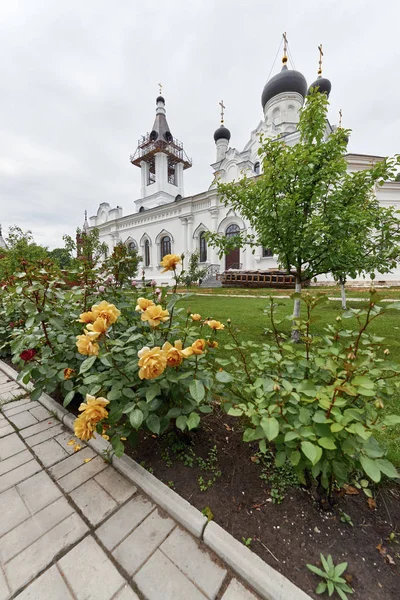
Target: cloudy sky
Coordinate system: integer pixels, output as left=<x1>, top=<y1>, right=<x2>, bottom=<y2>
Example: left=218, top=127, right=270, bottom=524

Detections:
left=1, top=0, right=399, bottom=249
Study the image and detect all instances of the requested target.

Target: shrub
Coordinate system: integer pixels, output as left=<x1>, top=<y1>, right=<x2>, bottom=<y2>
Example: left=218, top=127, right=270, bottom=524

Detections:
left=222, top=292, right=400, bottom=499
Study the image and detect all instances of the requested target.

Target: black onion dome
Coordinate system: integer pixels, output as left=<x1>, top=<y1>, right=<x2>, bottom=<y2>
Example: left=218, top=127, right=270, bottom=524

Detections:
left=261, top=64, right=308, bottom=108
left=156, top=95, right=165, bottom=103
left=214, top=125, right=231, bottom=142
left=308, top=76, right=331, bottom=97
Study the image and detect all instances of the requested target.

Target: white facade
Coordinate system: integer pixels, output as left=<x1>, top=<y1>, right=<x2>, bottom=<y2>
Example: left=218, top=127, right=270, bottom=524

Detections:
left=89, top=70, right=400, bottom=285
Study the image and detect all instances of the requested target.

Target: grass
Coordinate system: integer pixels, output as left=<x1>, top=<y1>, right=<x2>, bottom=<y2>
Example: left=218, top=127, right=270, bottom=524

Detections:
left=178, top=294, right=400, bottom=465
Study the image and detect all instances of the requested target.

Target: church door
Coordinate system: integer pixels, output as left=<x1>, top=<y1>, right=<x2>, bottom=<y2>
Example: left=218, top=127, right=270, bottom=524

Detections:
left=225, top=224, right=240, bottom=270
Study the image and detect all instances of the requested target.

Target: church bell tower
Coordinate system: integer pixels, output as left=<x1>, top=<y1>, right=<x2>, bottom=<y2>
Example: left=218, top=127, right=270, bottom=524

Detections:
left=130, top=88, right=192, bottom=211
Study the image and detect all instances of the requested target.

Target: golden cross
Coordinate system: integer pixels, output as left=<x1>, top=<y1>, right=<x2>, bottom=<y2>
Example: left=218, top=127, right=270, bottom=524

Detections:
left=338, top=108, right=343, bottom=128
left=219, top=99, right=225, bottom=124
left=318, top=44, right=323, bottom=75
left=158, top=82, right=163, bottom=95
left=282, top=32, right=288, bottom=64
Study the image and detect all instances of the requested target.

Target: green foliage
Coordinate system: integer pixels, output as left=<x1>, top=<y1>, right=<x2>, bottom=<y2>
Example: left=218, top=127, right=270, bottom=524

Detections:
left=221, top=292, right=400, bottom=498
left=102, top=242, right=141, bottom=287
left=181, top=252, right=208, bottom=289
left=47, top=247, right=73, bottom=269
left=0, top=226, right=49, bottom=281
left=307, top=554, right=353, bottom=599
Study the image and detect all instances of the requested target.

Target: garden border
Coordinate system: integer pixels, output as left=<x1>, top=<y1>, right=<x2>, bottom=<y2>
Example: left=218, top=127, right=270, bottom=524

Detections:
left=0, top=359, right=312, bottom=600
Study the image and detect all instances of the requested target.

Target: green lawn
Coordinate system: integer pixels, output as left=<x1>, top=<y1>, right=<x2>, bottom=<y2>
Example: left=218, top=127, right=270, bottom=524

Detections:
left=180, top=286, right=400, bottom=300
left=178, top=294, right=400, bottom=465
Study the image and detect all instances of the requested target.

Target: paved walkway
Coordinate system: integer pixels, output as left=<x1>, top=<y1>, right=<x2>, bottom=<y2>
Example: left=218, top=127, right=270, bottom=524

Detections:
left=0, top=369, right=259, bottom=600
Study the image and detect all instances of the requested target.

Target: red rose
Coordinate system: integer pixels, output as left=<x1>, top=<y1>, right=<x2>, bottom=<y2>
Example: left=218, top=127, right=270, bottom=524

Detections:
left=20, top=349, right=37, bottom=362
left=9, top=322, right=15, bottom=328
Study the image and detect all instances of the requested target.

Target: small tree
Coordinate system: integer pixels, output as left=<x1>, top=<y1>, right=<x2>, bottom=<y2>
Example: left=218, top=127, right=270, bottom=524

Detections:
left=0, top=226, right=49, bottom=281
left=102, top=242, right=141, bottom=287
left=206, top=90, right=399, bottom=335
left=181, top=252, right=208, bottom=289
left=47, top=247, right=73, bottom=269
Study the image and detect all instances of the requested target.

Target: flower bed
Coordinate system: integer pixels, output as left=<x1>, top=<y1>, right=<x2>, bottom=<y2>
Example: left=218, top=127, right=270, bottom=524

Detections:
left=1, top=247, right=400, bottom=599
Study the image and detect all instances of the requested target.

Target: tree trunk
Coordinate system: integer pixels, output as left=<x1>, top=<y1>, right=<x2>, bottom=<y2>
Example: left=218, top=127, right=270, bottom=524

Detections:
left=340, top=279, right=347, bottom=310
left=292, top=276, right=302, bottom=342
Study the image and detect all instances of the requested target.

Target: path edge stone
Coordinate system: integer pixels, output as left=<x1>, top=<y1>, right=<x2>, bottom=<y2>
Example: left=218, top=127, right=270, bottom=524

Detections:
left=0, top=359, right=313, bottom=600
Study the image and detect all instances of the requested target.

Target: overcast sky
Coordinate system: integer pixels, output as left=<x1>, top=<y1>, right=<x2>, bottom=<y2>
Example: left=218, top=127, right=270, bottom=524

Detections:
left=1, top=0, right=399, bottom=249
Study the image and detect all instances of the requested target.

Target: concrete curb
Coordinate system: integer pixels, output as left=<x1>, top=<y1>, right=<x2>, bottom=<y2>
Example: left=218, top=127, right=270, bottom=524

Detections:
left=0, top=360, right=312, bottom=600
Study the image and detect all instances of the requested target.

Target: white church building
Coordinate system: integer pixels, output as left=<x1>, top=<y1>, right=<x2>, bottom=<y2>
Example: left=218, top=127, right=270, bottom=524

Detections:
left=87, top=43, right=400, bottom=285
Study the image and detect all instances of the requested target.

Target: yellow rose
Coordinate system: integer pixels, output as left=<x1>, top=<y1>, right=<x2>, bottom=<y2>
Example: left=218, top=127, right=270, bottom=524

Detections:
left=86, top=317, right=109, bottom=334
left=162, top=340, right=184, bottom=367
left=207, top=340, right=219, bottom=348
left=76, top=332, right=100, bottom=356
left=78, top=311, right=95, bottom=323
left=91, top=300, right=121, bottom=325
left=135, top=297, right=155, bottom=312
left=141, top=304, right=170, bottom=327
left=74, top=414, right=96, bottom=441
left=138, top=346, right=167, bottom=379
left=191, top=314, right=202, bottom=321
left=63, top=368, right=75, bottom=380
left=78, top=395, right=109, bottom=422
left=160, top=253, right=182, bottom=273
left=206, top=320, right=224, bottom=330
left=191, top=339, right=206, bottom=355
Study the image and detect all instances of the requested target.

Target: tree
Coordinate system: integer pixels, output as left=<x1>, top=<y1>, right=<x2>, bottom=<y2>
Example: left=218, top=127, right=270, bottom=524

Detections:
left=181, top=252, right=208, bottom=289
left=0, top=226, right=49, bottom=281
left=206, top=90, right=399, bottom=334
left=47, top=247, right=73, bottom=269
left=102, top=242, right=141, bottom=287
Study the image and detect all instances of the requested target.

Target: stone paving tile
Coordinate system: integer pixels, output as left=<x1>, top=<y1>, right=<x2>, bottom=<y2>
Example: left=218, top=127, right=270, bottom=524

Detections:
left=6, top=411, right=38, bottom=430
left=57, top=455, right=107, bottom=493
left=134, top=549, right=207, bottom=600
left=96, top=494, right=154, bottom=551
left=0, top=424, right=14, bottom=438
left=113, top=509, right=175, bottom=576
left=17, top=471, right=62, bottom=514
left=58, top=536, right=126, bottom=600
left=0, top=497, right=74, bottom=564
left=16, top=565, right=74, bottom=600
left=112, top=584, right=140, bottom=600
left=0, top=459, right=41, bottom=494
left=54, top=430, right=87, bottom=455
left=2, top=400, right=39, bottom=416
left=221, top=579, right=259, bottom=600
left=19, top=418, right=59, bottom=439
left=0, top=388, right=28, bottom=402
left=28, top=405, right=52, bottom=422
left=4, top=512, right=88, bottom=594
left=49, top=446, right=96, bottom=480
left=70, top=479, right=117, bottom=525
left=0, top=382, right=23, bottom=394
left=94, top=467, right=137, bottom=503
left=0, top=448, right=32, bottom=477
left=31, top=437, right=69, bottom=467
left=23, top=423, right=64, bottom=447
left=160, top=527, right=227, bottom=600
left=0, top=487, right=30, bottom=537
left=0, top=565, right=10, bottom=600
left=0, top=432, right=25, bottom=460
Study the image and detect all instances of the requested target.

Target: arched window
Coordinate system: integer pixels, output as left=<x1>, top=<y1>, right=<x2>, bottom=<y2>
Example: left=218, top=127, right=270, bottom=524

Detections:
left=139, top=206, right=145, bottom=213
left=199, top=232, right=207, bottom=263
left=262, top=247, right=273, bottom=257
left=144, top=239, right=150, bottom=266
left=225, top=224, right=240, bottom=238
left=127, top=241, right=137, bottom=253
left=160, top=235, right=171, bottom=259
left=254, top=161, right=260, bottom=175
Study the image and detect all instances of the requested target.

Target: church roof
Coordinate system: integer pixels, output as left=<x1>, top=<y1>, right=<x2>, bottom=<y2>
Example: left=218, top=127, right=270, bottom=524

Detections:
left=261, top=64, right=307, bottom=108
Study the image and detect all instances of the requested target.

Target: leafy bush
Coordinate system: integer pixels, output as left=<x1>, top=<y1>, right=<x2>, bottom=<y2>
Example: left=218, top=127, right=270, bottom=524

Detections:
left=221, top=292, right=400, bottom=498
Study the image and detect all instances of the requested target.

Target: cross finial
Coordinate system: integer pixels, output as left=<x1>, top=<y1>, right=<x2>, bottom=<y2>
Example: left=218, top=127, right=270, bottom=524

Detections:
left=282, top=32, right=288, bottom=64
left=158, top=82, right=163, bottom=96
left=219, top=100, right=226, bottom=124
left=318, top=44, right=324, bottom=75
left=84, top=210, right=87, bottom=220
left=338, top=108, right=343, bottom=128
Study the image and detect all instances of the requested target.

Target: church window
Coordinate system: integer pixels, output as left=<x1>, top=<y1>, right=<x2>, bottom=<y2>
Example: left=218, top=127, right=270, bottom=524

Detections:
left=160, top=235, right=171, bottom=259
left=144, top=239, right=150, bottom=266
left=199, top=232, right=207, bottom=263
left=139, top=206, right=145, bottom=213
left=225, top=224, right=240, bottom=238
left=168, top=160, right=176, bottom=185
left=262, top=247, right=273, bottom=257
left=254, top=161, right=260, bottom=175
left=127, top=241, right=137, bottom=253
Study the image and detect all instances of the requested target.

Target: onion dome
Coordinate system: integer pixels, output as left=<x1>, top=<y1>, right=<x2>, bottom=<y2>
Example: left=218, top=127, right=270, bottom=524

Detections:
left=156, top=95, right=165, bottom=104
left=214, top=125, right=231, bottom=142
left=261, top=64, right=307, bottom=109
left=308, top=75, right=331, bottom=97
